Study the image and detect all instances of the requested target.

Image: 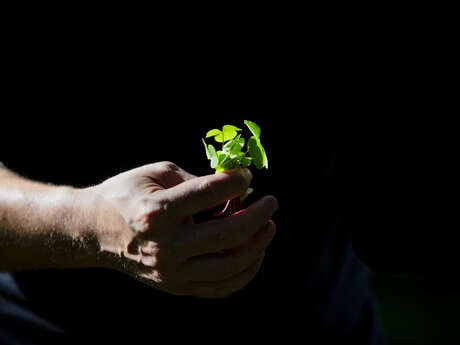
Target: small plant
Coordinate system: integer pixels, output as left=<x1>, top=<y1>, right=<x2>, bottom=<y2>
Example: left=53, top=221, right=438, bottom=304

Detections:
left=202, top=119, right=268, bottom=216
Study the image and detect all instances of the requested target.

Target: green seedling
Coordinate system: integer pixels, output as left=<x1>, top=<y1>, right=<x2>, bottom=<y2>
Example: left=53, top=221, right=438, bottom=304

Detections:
left=202, top=119, right=268, bottom=216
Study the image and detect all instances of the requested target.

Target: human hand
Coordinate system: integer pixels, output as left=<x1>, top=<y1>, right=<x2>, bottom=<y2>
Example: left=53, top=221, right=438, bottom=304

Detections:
left=85, top=161, right=278, bottom=298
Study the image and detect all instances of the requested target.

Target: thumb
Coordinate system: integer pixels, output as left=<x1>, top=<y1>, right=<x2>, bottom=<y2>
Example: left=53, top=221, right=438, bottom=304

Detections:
left=135, top=161, right=197, bottom=188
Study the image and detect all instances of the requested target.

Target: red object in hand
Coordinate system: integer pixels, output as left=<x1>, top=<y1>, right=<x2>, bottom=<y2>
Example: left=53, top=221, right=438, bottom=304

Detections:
left=214, top=197, right=242, bottom=217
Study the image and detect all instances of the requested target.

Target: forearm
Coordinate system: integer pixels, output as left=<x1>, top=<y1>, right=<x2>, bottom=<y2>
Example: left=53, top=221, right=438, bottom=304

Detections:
left=0, top=165, right=98, bottom=271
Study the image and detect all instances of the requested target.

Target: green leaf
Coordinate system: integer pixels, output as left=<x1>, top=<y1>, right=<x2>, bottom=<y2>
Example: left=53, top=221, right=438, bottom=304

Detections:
left=205, top=128, right=222, bottom=138
left=223, top=135, right=238, bottom=151
left=258, top=140, right=268, bottom=169
left=202, top=138, right=211, bottom=159
left=247, top=136, right=268, bottom=169
left=217, top=151, right=229, bottom=165
left=221, top=125, right=241, bottom=142
left=233, top=151, right=246, bottom=160
left=240, top=156, right=252, bottom=167
left=244, top=119, right=261, bottom=139
left=223, top=135, right=245, bottom=155
left=207, top=144, right=218, bottom=168
left=206, top=128, right=226, bottom=143
left=203, top=120, right=268, bottom=174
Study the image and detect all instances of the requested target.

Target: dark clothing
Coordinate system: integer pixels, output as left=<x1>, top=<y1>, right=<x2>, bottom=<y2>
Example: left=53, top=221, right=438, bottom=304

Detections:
left=0, top=274, right=65, bottom=345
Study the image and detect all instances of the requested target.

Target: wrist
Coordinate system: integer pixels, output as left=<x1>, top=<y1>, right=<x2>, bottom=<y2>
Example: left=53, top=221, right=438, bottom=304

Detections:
left=74, top=186, right=131, bottom=270
left=49, top=186, right=102, bottom=269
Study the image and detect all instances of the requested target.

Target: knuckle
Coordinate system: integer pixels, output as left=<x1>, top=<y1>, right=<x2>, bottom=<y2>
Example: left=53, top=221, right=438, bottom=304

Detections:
left=150, top=270, right=164, bottom=283
left=140, top=255, right=158, bottom=268
left=146, top=196, right=171, bottom=217
left=154, top=196, right=172, bottom=214
left=158, top=161, right=179, bottom=173
left=144, top=264, right=179, bottom=286
left=139, top=269, right=164, bottom=284
left=128, top=197, right=171, bottom=232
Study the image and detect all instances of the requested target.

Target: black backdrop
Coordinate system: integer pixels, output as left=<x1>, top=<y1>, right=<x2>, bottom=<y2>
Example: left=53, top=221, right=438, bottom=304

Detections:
left=2, top=43, right=459, bottom=343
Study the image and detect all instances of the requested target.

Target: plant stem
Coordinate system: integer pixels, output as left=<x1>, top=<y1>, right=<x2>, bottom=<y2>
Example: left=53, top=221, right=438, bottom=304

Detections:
left=214, top=197, right=242, bottom=217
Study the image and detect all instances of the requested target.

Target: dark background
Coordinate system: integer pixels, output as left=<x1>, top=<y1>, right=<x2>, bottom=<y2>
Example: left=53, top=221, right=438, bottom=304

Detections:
left=2, top=21, right=459, bottom=344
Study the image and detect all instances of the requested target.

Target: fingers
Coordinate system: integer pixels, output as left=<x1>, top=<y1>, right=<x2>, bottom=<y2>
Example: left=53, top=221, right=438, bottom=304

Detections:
left=179, top=221, right=276, bottom=281
left=117, top=213, right=276, bottom=299
left=130, top=256, right=265, bottom=299
left=185, top=256, right=265, bottom=299
left=180, top=195, right=278, bottom=257
left=159, top=168, right=252, bottom=219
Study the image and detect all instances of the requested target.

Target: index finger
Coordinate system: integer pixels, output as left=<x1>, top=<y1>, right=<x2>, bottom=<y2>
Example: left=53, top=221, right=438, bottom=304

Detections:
left=159, top=168, right=252, bottom=220
left=179, top=195, right=279, bottom=257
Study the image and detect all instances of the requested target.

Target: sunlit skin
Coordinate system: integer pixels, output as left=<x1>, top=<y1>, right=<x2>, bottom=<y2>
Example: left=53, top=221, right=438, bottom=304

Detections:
left=0, top=161, right=278, bottom=299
